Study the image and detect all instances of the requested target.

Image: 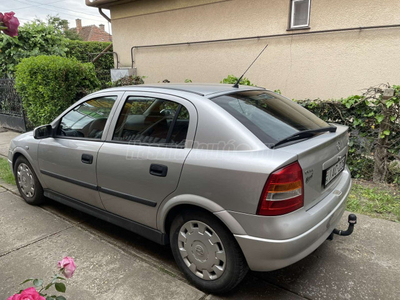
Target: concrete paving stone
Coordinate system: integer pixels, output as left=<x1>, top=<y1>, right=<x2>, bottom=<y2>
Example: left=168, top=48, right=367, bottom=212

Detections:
left=0, top=177, right=19, bottom=194
left=0, top=192, right=72, bottom=256
left=0, top=183, right=19, bottom=194
left=40, top=200, right=92, bottom=225
left=206, top=275, right=305, bottom=300
left=32, top=199, right=313, bottom=299
left=0, top=131, right=20, bottom=143
left=74, top=211, right=182, bottom=277
left=256, top=212, right=400, bottom=300
left=7, top=195, right=309, bottom=299
left=0, top=130, right=20, bottom=157
left=0, top=226, right=205, bottom=300
left=36, top=196, right=182, bottom=277
left=0, top=143, right=10, bottom=158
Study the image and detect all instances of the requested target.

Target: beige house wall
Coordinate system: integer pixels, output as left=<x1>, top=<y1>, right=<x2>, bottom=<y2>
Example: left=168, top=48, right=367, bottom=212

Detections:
left=109, top=0, right=400, bottom=99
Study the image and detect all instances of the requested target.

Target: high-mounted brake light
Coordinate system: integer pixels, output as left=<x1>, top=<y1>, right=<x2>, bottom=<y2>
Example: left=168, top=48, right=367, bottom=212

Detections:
left=257, top=162, right=304, bottom=216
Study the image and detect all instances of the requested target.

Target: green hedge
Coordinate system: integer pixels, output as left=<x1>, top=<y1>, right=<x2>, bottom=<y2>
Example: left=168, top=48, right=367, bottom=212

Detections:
left=65, top=40, right=114, bottom=70
left=15, top=55, right=100, bottom=126
left=65, top=40, right=114, bottom=87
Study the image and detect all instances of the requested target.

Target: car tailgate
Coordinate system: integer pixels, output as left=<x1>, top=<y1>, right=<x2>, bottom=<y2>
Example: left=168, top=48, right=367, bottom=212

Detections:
left=278, top=124, right=349, bottom=209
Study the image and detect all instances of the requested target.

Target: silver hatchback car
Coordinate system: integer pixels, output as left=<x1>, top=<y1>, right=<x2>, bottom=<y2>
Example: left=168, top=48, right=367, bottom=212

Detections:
left=9, top=84, right=353, bottom=293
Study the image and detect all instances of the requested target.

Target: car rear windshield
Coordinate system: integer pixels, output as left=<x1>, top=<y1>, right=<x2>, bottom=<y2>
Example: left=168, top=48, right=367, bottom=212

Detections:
left=211, top=91, right=329, bottom=145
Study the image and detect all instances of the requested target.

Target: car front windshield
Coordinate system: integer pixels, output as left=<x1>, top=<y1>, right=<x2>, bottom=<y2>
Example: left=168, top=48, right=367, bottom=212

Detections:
left=211, top=91, right=329, bottom=145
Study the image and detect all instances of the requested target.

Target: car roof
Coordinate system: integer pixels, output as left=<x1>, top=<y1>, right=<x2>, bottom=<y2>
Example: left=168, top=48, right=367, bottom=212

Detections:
left=103, top=83, right=265, bottom=97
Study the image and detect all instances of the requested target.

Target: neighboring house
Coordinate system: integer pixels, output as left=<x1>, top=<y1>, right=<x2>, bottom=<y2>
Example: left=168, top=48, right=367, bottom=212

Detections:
left=86, top=0, right=400, bottom=99
left=70, top=19, right=112, bottom=42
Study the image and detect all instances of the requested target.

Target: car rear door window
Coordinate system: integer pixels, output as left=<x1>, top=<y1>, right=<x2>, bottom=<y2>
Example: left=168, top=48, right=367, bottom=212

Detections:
left=57, top=96, right=117, bottom=139
left=211, top=91, right=329, bottom=145
left=113, top=96, right=189, bottom=147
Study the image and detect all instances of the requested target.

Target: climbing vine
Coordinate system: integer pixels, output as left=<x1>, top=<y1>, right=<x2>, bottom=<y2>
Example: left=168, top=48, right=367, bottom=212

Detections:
left=297, top=84, right=400, bottom=184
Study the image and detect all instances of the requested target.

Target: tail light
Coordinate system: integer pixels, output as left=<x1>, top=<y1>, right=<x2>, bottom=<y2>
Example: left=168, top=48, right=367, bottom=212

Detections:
left=257, top=162, right=304, bottom=216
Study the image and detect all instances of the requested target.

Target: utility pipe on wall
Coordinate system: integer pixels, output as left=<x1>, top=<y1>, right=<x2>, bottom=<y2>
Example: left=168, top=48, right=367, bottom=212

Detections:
left=130, top=24, right=400, bottom=68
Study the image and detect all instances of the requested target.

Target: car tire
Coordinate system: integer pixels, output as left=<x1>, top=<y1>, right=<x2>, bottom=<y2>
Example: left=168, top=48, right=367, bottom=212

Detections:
left=170, top=210, right=248, bottom=294
left=14, top=156, right=45, bottom=205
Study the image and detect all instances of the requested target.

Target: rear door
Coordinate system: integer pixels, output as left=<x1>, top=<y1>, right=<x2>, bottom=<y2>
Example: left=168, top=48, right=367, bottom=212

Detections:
left=38, top=92, right=122, bottom=208
left=97, top=92, right=197, bottom=228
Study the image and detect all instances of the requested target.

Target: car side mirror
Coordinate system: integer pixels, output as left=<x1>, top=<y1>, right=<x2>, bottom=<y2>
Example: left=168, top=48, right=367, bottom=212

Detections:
left=33, top=125, right=53, bottom=139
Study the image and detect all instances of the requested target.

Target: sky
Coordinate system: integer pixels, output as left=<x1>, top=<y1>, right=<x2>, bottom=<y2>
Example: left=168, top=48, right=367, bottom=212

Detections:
left=1, top=0, right=112, bottom=33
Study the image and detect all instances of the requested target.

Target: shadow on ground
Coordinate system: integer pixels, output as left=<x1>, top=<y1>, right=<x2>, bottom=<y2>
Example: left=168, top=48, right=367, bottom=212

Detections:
left=43, top=193, right=400, bottom=300
left=41, top=199, right=309, bottom=299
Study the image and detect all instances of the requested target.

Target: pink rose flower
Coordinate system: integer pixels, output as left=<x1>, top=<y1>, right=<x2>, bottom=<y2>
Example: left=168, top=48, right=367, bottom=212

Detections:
left=57, top=256, right=76, bottom=279
left=0, top=12, right=20, bottom=37
left=7, top=287, right=45, bottom=300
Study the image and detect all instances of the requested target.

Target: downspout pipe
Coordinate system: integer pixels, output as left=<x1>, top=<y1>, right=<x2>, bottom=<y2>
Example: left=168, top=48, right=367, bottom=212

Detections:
left=94, top=8, right=114, bottom=66
left=99, top=8, right=111, bottom=23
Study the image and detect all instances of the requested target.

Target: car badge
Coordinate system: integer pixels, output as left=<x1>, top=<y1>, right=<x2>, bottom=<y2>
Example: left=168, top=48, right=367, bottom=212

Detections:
left=305, top=169, right=314, bottom=183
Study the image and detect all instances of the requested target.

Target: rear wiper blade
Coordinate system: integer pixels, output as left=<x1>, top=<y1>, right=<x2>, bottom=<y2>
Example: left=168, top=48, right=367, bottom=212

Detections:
left=270, top=126, right=337, bottom=149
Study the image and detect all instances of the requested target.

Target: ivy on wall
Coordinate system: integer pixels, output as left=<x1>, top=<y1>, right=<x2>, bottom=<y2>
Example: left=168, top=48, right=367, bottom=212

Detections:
left=297, top=84, right=400, bottom=184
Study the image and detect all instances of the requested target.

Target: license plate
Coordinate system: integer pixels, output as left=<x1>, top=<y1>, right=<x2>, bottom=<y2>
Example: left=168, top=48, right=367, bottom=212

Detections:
left=322, top=156, right=346, bottom=187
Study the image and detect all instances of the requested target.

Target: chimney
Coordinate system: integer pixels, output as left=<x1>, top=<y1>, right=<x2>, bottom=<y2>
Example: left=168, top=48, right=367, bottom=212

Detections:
left=76, top=19, right=82, bottom=34
left=99, top=24, right=105, bottom=31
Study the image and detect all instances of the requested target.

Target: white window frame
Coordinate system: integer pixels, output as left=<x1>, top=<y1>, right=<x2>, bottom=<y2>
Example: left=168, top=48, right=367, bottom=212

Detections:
left=289, top=0, right=311, bottom=29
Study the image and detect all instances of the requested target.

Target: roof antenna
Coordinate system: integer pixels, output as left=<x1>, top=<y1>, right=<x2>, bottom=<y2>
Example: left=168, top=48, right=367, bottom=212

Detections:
left=233, top=44, right=269, bottom=88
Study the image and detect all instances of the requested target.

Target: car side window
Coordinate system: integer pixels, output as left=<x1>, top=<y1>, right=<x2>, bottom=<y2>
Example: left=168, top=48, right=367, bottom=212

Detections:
left=57, top=96, right=117, bottom=139
left=113, top=96, right=189, bottom=147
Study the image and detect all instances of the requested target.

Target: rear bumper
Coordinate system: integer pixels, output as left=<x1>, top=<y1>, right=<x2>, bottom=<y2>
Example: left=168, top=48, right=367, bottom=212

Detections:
left=234, top=170, right=352, bottom=272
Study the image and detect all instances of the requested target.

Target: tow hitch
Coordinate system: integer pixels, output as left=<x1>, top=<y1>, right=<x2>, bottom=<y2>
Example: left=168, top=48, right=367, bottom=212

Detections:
left=327, top=214, right=357, bottom=240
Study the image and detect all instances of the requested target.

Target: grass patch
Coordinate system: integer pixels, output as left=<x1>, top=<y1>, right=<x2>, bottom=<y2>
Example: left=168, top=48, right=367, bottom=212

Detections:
left=0, top=157, right=15, bottom=185
left=347, top=180, right=400, bottom=222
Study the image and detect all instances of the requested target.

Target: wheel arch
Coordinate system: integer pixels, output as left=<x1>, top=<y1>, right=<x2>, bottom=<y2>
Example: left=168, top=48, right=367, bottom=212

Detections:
left=12, top=148, right=45, bottom=187
left=12, top=151, right=23, bottom=170
left=158, top=195, right=247, bottom=236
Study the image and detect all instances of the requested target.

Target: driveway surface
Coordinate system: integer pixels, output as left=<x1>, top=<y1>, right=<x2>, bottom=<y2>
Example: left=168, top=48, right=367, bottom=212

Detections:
left=0, top=129, right=399, bottom=299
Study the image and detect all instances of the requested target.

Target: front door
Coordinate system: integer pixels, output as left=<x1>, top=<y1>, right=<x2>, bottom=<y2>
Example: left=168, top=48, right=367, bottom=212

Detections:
left=38, top=94, right=120, bottom=208
left=97, top=92, right=197, bottom=228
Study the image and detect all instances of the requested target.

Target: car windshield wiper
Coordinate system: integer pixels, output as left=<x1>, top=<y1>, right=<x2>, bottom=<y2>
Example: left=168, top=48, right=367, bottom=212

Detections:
left=270, top=126, right=337, bottom=149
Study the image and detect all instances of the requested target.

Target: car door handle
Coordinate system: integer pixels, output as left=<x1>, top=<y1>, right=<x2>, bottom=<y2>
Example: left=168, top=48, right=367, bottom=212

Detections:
left=81, top=154, right=93, bottom=164
left=149, top=164, right=168, bottom=177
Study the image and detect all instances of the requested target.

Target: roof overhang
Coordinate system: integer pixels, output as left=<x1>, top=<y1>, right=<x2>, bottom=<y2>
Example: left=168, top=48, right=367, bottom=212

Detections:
left=85, top=0, right=137, bottom=9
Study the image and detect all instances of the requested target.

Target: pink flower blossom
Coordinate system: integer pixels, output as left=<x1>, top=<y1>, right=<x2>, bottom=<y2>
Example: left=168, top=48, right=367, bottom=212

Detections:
left=57, top=256, right=76, bottom=279
left=0, top=12, right=20, bottom=37
left=7, top=287, right=45, bottom=300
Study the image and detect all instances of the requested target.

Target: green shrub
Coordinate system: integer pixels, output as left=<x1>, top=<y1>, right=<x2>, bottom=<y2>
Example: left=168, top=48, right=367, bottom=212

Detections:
left=111, top=75, right=146, bottom=87
left=0, top=20, right=67, bottom=77
left=221, top=75, right=254, bottom=86
left=15, top=55, right=100, bottom=126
